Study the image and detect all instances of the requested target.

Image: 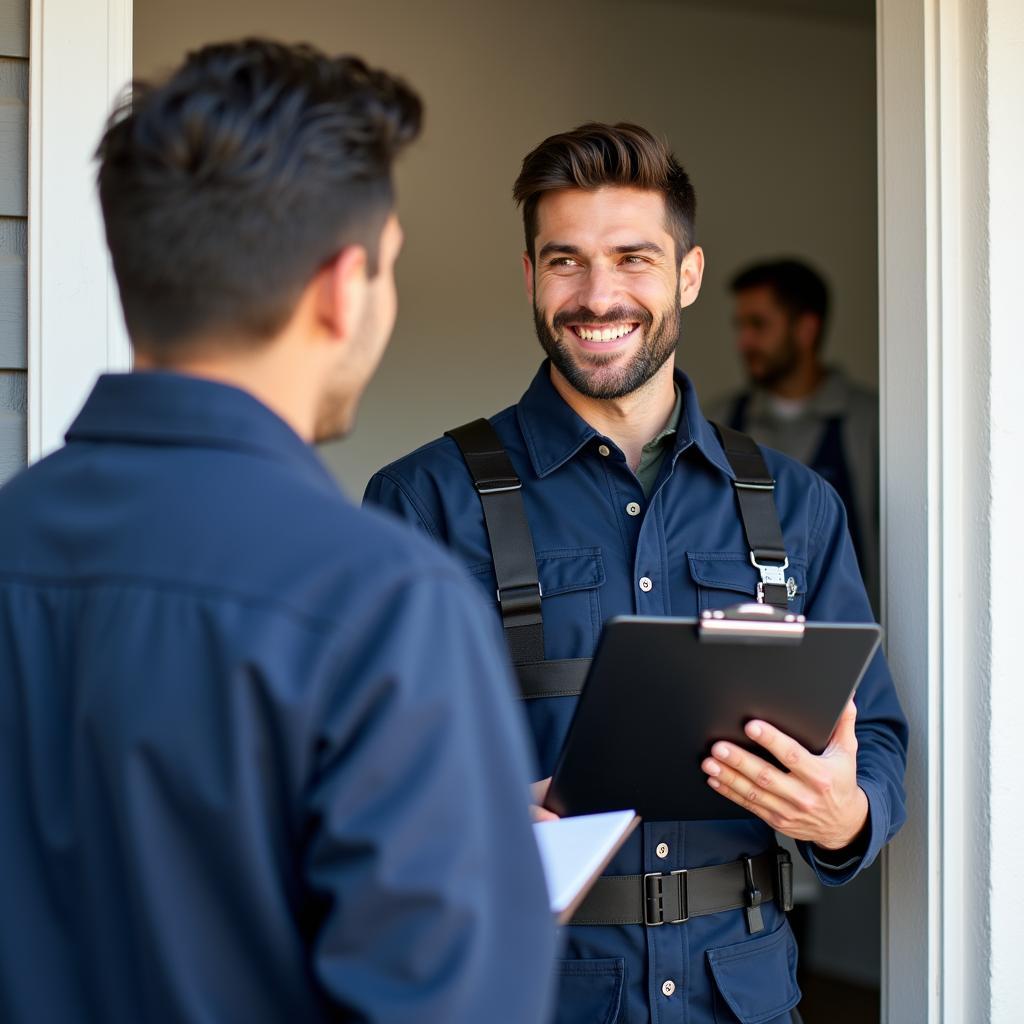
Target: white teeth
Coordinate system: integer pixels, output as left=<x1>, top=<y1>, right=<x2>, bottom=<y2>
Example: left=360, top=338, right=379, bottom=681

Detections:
left=577, top=323, right=635, bottom=341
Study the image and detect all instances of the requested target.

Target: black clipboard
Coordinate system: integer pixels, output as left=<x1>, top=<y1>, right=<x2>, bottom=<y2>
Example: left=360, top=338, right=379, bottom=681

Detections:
left=544, top=604, right=882, bottom=822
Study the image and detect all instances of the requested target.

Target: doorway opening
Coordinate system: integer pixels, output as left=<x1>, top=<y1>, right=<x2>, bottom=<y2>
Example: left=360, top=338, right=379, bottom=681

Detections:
left=132, top=2, right=885, bottom=1020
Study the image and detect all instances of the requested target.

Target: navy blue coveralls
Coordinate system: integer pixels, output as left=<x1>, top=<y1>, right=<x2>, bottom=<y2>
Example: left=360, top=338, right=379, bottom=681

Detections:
left=365, top=363, right=909, bottom=1024
left=0, top=372, right=556, bottom=1024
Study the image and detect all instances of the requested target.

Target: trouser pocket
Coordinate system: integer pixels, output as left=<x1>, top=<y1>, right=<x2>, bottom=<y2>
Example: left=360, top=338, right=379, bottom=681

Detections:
left=707, top=921, right=801, bottom=1023
left=552, top=957, right=624, bottom=1024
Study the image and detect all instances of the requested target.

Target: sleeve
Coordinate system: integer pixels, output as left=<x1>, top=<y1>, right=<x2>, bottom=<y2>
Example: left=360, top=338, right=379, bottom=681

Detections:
left=796, top=476, right=909, bottom=886
left=302, top=569, right=556, bottom=1023
left=363, top=470, right=442, bottom=540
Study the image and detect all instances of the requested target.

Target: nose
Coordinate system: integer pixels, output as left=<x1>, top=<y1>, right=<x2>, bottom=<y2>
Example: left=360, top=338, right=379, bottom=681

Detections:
left=574, top=265, right=622, bottom=317
left=736, top=326, right=760, bottom=352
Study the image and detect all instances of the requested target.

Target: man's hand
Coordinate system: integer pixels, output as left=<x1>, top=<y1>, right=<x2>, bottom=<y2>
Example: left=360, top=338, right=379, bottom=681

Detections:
left=531, top=777, right=559, bottom=822
left=700, top=700, right=869, bottom=851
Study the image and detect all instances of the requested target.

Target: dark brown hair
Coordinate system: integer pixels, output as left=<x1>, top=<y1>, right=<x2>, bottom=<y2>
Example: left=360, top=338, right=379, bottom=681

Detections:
left=513, top=122, right=696, bottom=264
left=731, top=259, right=830, bottom=348
left=97, top=39, right=422, bottom=353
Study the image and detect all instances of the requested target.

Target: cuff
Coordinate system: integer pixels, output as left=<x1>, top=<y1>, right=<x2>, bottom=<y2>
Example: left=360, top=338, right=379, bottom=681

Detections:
left=800, top=778, right=887, bottom=886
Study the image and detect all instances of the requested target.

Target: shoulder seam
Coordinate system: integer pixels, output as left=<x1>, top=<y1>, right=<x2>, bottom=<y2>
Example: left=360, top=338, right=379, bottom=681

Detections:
left=373, top=469, right=443, bottom=541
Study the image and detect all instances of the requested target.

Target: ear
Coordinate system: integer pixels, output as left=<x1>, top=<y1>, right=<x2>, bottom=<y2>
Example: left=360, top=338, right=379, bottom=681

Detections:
left=793, top=311, right=821, bottom=353
left=318, top=245, right=369, bottom=343
left=522, top=251, right=535, bottom=301
left=679, top=245, right=705, bottom=310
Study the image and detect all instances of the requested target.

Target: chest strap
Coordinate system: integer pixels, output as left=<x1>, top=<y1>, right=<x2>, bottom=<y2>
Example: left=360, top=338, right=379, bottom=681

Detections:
left=447, top=417, right=793, bottom=698
left=713, top=423, right=792, bottom=610
left=445, top=419, right=591, bottom=699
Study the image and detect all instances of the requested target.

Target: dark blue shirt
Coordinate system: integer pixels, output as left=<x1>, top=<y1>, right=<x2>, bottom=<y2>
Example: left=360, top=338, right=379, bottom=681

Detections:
left=365, top=363, right=909, bottom=1024
left=0, top=372, right=556, bottom=1024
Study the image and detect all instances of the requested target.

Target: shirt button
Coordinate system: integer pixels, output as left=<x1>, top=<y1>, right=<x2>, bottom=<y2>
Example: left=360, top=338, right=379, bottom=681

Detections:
left=656, top=842, right=669, bottom=859
left=626, top=501, right=641, bottom=517
left=598, top=444, right=611, bottom=457
left=662, top=980, right=676, bottom=997
left=639, top=576, right=653, bottom=592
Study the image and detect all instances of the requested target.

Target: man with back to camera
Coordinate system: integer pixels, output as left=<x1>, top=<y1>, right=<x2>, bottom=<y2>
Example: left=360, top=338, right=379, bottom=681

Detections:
left=0, top=41, right=557, bottom=1023
left=707, top=260, right=880, bottom=613
left=365, top=123, right=908, bottom=1024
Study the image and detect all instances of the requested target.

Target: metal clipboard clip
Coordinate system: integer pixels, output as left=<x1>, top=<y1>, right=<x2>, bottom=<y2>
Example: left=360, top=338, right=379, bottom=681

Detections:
left=698, top=603, right=806, bottom=645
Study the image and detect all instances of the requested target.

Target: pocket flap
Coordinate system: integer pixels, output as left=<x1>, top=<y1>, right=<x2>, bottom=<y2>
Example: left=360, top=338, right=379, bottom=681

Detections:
left=687, top=552, right=805, bottom=598
left=537, top=548, right=605, bottom=597
left=688, top=552, right=759, bottom=596
left=470, top=548, right=604, bottom=598
left=706, top=923, right=801, bottom=1024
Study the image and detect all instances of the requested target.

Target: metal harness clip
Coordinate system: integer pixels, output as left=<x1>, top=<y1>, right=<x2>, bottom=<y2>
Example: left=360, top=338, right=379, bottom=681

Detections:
left=751, top=553, right=790, bottom=604
left=475, top=478, right=522, bottom=495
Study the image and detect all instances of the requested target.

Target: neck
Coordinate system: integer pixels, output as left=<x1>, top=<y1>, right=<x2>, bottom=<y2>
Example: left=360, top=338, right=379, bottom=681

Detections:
left=551, top=359, right=678, bottom=470
left=766, top=359, right=825, bottom=400
left=134, top=346, right=316, bottom=442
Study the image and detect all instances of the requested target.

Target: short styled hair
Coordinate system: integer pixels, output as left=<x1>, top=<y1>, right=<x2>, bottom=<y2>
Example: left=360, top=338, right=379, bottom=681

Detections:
left=512, top=122, right=696, bottom=264
left=730, top=259, right=830, bottom=342
left=96, top=39, right=422, bottom=354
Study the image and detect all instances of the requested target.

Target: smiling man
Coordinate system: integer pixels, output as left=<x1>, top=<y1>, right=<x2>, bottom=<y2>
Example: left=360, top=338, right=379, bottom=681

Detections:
left=365, top=123, right=908, bottom=1024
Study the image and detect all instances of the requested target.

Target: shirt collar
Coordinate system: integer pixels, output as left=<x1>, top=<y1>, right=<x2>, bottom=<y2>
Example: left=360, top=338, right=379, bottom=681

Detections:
left=66, top=371, right=339, bottom=491
left=516, top=360, right=736, bottom=481
left=642, top=382, right=683, bottom=455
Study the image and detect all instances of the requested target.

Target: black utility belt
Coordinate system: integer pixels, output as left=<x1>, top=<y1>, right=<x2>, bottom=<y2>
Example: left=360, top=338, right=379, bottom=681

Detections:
left=571, top=848, right=793, bottom=934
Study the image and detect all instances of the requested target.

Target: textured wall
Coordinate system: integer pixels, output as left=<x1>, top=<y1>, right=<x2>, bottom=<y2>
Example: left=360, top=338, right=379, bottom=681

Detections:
left=0, top=0, right=27, bottom=485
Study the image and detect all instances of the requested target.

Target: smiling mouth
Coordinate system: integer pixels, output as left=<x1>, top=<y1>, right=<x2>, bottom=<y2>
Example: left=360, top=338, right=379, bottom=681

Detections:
left=568, top=322, right=640, bottom=342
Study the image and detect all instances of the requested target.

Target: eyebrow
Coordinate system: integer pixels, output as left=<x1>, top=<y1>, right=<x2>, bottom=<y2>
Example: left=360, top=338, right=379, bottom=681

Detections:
left=537, top=241, right=666, bottom=261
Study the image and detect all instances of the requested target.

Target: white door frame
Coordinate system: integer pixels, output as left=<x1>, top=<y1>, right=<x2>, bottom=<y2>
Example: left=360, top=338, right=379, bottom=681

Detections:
left=878, top=0, right=1024, bottom=1021
left=876, top=0, right=945, bottom=1017
left=27, top=0, right=132, bottom=461
left=31, top=0, right=1023, bottom=1020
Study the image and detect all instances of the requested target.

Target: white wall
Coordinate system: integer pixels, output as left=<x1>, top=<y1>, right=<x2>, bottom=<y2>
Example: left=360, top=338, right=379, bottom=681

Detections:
left=133, top=0, right=878, bottom=498
left=985, top=0, right=1024, bottom=1016
left=27, top=0, right=132, bottom=460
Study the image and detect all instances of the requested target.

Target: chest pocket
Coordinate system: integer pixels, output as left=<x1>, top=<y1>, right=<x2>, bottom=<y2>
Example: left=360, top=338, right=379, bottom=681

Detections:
left=469, top=547, right=605, bottom=661
left=687, top=552, right=807, bottom=616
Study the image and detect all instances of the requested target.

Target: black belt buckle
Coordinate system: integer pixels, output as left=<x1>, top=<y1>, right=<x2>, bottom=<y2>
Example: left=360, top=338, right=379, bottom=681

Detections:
left=776, top=848, right=794, bottom=912
left=643, top=870, right=688, bottom=927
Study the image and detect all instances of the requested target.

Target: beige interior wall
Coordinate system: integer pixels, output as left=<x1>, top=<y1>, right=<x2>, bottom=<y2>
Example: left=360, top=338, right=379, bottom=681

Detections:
left=134, top=0, right=877, bottom=499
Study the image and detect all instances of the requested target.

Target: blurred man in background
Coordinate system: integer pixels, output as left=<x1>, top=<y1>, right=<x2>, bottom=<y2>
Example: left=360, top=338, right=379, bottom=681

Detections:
left=0, top=40, right=555, bottom=1024
left=708, top=259, right=879, bottom=612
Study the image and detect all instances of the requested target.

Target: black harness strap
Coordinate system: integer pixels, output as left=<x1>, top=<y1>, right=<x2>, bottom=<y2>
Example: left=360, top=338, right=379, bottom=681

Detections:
left=447, top=417, right=792, bottom=694
left=446, top=420, right=592, bottom=700
left=445, top=419, right=546, bottom=666
left=515, top=659, right=592, bottom=700
left=712, top=423, right=791, bottom=609
left=810, top=417, right=866, bottom=573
